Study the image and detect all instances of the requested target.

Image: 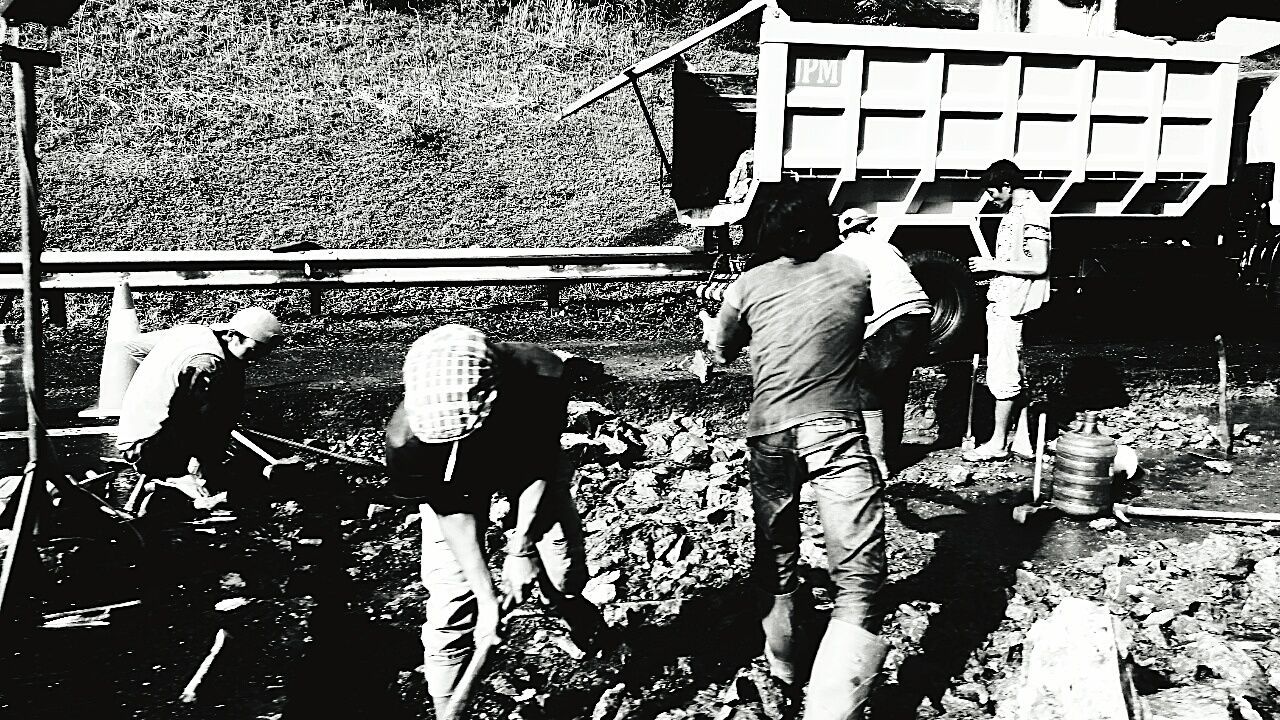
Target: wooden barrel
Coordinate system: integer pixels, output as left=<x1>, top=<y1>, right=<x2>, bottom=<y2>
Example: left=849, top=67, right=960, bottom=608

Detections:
left=1051, top=411, right=1116, bottom=517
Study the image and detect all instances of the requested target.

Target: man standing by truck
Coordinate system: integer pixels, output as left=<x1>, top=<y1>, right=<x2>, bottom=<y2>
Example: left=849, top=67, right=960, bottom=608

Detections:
left=964, top=160, right=1051, bottom=462
left=702, top=188, right=887, bottom=720
left=383, top=324, right=603, bottom=716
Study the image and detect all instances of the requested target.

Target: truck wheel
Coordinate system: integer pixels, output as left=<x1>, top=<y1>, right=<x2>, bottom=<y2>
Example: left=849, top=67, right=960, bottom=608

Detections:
left=905, top=249, right=978, bottom=358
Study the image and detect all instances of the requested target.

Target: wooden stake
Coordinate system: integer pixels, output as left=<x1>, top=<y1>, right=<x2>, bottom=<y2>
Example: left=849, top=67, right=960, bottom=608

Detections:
left=0, top=27, right=51, bottom=621
left=1032, top=412, right=1047, bottom=504
left=180, top=628, right=229, bottom=703
left=1215, top=335, right=1233, bottom=456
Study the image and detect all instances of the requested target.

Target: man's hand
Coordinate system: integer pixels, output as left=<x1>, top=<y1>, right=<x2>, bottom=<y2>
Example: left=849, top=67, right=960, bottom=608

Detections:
left=502, top=553, right=540, bottom=604
left=968, top=256, right=998, bottom=273
left=698, top=309, right=718, bottom=345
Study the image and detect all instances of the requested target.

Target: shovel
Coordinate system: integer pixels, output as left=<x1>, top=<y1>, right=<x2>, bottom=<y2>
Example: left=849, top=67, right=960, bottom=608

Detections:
left=1012, top=413, right=1054, bottom=524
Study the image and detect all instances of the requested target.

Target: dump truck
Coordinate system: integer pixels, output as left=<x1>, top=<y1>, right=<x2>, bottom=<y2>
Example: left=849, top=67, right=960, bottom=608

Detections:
left=562, top=0, right=1280, bottom=354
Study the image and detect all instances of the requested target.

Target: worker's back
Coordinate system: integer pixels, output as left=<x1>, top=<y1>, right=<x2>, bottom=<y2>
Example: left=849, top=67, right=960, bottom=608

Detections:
left=728, top=251, right=871, bottom=437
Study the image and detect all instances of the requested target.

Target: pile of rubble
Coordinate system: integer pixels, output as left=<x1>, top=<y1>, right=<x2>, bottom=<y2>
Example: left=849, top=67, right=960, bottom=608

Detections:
left=964, top=532, right=1280, bottom=719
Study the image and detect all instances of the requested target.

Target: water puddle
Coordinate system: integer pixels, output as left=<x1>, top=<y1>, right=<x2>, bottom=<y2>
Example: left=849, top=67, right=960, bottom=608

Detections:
left=1033, top=397, right=1280, bottom=564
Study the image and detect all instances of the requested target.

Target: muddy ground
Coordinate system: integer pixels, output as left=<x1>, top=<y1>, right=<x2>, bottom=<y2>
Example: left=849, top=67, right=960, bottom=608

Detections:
left=3, top=291, right=1280, bottom=720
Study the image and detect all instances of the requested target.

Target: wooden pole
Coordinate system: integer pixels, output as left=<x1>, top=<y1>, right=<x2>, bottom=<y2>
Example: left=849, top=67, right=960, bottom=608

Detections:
left=0, top=26, right=50, bottom=621
left=1215, top=335, right=1233, bottom=455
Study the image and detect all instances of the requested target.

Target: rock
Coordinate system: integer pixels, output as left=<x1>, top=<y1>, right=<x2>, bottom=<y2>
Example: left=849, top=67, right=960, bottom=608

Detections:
left=677, top=470, right=710, bottom=493
left=1146, top=685, right=1230, bottom=720
left=1173, top=637, right=1268, bottom=695
left=1089, top=518, right=1118, bottom=531
left=644, top=433, right=672, bottom=456
left=1203, top=459, right=1233, bottom=474
left=1143, top=608, right=1180, bottom=627
left=567, top=401, right=616, bottom=433
left=1142, top=624, right=1170, bottom=649
left=1169, top=615, right=1201, bottom=639
left=1014, top=568, right=1049, bottom=602
left=584, top=570, right=621, bottom=605
left=670, top=433, right=710, bottom=465
left=1173, top=535, right=1243, bottom=573
left=947, top=465, right=972, bottom=486
left=1244, top=556, right=1280, bottom=611
left=591, top=683, right=627, bottom=720
left=1157, top=420, right=1180, bottom=431
left=998, top=597, right=1136, bottom=720
left=214, top=597, right=251, bottom=612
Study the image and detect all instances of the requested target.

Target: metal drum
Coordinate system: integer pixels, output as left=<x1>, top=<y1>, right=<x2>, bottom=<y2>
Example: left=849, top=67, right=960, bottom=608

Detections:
left=1052, top=411, right=1117, bottom=518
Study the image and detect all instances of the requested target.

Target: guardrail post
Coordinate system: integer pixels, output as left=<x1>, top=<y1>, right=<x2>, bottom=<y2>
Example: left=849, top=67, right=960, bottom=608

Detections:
left=543, top=282, right=563, bottom=316
left=44, top=291, right=65, bottom=326
left=309, top=288, right=323, bottom=317
left=703, top=226, right=732, bottom=254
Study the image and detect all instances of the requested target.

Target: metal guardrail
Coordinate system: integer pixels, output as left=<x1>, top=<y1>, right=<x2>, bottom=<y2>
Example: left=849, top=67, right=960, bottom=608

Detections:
left=0, top=246, right=714, bottom=291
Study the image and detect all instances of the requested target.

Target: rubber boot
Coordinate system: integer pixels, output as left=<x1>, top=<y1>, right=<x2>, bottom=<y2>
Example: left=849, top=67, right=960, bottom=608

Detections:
left=861, top=410, right=889, bottom=480
left=761, top=587, right=803, bottom=685
left=803, top=619, right=889, bottom=720
left=432, top=695, right=451, bottom=718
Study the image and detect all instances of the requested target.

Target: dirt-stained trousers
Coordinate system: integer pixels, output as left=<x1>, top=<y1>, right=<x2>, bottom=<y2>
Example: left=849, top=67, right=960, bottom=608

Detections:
left=418, top=453, right=587, bottom=702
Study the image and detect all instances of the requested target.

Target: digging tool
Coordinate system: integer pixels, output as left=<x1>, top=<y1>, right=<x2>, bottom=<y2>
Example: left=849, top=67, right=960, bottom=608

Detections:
left=1012, top=413, right=1055, bottom=524
left=230, top=430, right=304, bottom=481
left=443, top=573, right=602, bottom=720
left=1113, top=503, right=1280, bottom=524
left=961, top=353, right=980, bottom=451
left=239, top=427, right=386, bottom=470
left=441, top=594, right=516, bottom=720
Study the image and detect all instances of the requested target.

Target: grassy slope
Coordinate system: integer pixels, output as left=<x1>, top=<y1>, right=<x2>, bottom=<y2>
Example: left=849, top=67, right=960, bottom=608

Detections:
left=1, top=0, right=730, bottom=327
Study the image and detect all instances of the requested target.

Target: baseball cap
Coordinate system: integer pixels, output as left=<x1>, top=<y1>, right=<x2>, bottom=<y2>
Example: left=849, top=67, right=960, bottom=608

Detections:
left=837, top=208, right=875, bottom=234
left=403, top=324, right=500, bottom=444
left=215, top=307, right=283, bottom=345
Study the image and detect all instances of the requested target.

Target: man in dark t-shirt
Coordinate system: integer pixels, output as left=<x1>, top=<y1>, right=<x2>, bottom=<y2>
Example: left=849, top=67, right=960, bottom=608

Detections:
left=384, top=325, right=598, bottom=716
left=703, top=189, right=887, bottom=720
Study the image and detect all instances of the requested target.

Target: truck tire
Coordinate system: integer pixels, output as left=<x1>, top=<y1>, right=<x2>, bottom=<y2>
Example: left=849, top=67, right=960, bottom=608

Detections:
left=904, top=249, right=978, bottom=358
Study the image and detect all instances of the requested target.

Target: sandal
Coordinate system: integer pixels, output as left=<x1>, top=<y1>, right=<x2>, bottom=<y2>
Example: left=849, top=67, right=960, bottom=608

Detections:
left=962, top=446, right=1010, bottom=462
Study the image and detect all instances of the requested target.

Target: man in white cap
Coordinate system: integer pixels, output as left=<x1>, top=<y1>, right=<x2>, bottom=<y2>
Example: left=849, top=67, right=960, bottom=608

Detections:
left=115, top=306, right=283, bottom=511
left=383, top=324, right=603, bottom=716
left=835, top=208, right=932, bottom=479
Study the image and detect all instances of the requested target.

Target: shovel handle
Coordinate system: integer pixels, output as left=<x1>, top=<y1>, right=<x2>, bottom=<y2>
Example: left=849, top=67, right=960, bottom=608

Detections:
left=1032, top=413, right=1047, bottom=504
left=1112, top=503, right=1280, bottom=524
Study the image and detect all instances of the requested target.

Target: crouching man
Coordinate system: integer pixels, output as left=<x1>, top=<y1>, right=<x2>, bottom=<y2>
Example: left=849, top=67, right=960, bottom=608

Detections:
left=384, top=324, right=603, bottom=716
left=115, top=306, right=283, bottom=514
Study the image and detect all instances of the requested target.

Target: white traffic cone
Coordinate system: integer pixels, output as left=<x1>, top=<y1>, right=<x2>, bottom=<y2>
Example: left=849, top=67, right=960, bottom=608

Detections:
left=79, top=277, right=141, bottom=419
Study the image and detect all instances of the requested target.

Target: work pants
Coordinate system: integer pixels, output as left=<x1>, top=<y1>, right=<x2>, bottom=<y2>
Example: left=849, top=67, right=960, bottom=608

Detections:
left=749, top=416, right=886, bottom=631
left=858, top=313, right=930, bottom=453
left=418, top=453, right=587, bottom=702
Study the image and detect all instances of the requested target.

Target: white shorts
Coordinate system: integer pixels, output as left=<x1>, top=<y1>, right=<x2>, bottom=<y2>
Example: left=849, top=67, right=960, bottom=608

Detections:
left=985, top=305, right=1024, bottom=401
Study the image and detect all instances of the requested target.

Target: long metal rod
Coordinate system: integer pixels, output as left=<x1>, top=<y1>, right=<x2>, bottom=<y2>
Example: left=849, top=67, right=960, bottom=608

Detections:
left=0, top=41, right=47, bottom=620
left=239, top=428, right=385, bottom=469
left=628, top=76, right=672, bottom=177
left=0, top=247, right=714, bottom=292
